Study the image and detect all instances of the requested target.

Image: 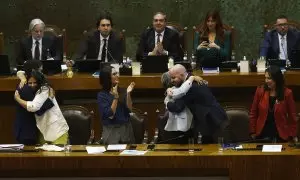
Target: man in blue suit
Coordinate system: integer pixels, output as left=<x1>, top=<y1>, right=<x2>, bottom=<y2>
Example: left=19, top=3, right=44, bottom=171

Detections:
left=260, top=15, right=300, bottom=61
left=166, top=64, right=228, bottom=144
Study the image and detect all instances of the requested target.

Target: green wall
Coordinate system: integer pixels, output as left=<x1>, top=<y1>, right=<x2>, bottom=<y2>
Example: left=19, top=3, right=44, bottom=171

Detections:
left=0, top=0, right=300, bottom=66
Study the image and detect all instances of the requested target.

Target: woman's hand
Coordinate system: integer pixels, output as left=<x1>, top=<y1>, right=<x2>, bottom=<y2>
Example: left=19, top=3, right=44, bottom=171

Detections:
left=14, top=90, right=21, bottom=100
left=208, top=42, right=220, bottom=49
left=127, top=82, right=135, bottom=93
left=49, top=88, right=55, bottom=98
left=112, top=84, right=119, bottom=98
left=19, top=79, right=27, bottom=89
left=166, top=88, right=173, bottom=96
left=197, top=41, right=209, bottom=50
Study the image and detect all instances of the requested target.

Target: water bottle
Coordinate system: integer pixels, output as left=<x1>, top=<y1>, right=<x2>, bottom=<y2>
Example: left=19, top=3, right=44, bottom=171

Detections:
left=183, top=51, right=188, bottom=61
left=46, top=49, right=51, bottom=59
left=231, top=50, right=236, bottom=61
left=64, top=137, right=72, bottom=153
left=197, top=132, right=202, bottom=144
left=190, top=51, right=197, bottom=70
left=168, top=57, right=174, bottom=69
left=142, top=131, right=148, bottom=144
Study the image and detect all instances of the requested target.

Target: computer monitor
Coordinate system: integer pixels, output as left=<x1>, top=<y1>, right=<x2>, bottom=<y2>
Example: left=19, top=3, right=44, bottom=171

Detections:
left=0, top=55, right=11, bottom=76
left=142, top=55, right=168, bottom=73
left=41, top=60, right=62, bottom=75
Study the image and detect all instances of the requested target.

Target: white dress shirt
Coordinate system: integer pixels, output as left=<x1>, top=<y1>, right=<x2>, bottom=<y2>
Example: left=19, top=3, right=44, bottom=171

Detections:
left=31, top=38, right=42, bottom=60
left=97, top=34, right=110, bottom=61
left=278, top=33, right=287, bottom=60
left=26, top=87, right=69, bottom=142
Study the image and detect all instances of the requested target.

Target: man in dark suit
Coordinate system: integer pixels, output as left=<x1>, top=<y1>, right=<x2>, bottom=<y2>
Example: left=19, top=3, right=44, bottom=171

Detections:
left=260, top=15, right=300, bottom=61
left=73, top=13, right=124, bottom=64
left=136, top=12, right=182, bottom=62
left=166, top=64, right=228, bottom=144
left=16, top=18, right=62, bottom=65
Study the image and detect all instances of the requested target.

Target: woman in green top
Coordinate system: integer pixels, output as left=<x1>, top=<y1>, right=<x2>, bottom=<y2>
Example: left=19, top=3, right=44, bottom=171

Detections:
left=195, top=10, right=231, bottom=68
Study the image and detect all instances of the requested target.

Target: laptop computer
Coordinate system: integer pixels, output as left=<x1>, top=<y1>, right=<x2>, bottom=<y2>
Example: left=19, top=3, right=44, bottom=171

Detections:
left=75, top=60, right=111, bottom=73
left=142, top=55, right=168, bottom=73
left=267, top=59, right=286, bottom=68
left=0, top=55, right=11, bottom=76
left=41, top=60, right=62, bottom=75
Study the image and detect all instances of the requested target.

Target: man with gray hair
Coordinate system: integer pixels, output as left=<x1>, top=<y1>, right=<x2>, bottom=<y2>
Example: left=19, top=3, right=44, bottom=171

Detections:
left=17, top=18, right=62, bottom=65
left=166, top=64, right=227, bottom=144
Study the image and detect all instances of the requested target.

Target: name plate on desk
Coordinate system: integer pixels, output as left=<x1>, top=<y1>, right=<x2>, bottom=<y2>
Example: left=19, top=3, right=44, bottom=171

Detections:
left=262, top=145, right=282, bottom=152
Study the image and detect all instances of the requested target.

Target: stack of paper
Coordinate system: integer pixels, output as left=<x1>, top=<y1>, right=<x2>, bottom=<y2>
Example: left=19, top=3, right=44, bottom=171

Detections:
left=120, top=150, right=147, bottom=155
left=35, top=144, right=64, bottom=152
left=0, top=144, right=24, bottom=152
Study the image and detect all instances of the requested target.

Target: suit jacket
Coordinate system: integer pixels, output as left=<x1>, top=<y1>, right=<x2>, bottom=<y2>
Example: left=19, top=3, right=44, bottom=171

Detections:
left=16, top=36, right=62, bottom=65
left=136, top=27, right=182, bottom=62
left=167, top=82, right=227, bottom=136
left=73, top=30, right=124, bottom=64
left=260, top=29, right=300, bottom=60
left=249, top=86, right=297, bottom=140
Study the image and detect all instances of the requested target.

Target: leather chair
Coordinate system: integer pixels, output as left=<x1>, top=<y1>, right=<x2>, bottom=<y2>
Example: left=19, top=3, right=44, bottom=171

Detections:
left=60, top=105, right=94, bottom=145
left=193, top=23, right=235, bottom=59
left=166, top=22, right=188, bottom=54
left=130, top=107, right=147, bottom=144
left=219, top=106, right=250, bottom=143
left=156, top=109, right=169, bottom=143
left=0, top=32, right=4, bottom=54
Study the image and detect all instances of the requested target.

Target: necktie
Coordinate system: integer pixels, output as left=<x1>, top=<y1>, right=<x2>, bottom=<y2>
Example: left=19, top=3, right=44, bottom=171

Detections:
left=34, top=41, right=40, bottom=60
left=280, top=36, right=286, bottom=59
left=157, top=33, right=161, bottom=44
left=101, top=39, right=107, bottom=61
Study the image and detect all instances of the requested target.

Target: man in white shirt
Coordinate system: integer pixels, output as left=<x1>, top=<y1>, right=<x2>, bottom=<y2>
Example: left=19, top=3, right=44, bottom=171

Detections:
left=16, top=18, right=62, bottom=65
left=136, top=12, right=182, bottom=62
left=260, top=15, right=300, bottom=61
left=73, top=12, right=124, bottom=63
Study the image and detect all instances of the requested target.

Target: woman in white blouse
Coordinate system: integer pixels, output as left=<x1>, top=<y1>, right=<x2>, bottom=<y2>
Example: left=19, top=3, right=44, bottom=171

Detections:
left=14, top=70, right=69, bottom=144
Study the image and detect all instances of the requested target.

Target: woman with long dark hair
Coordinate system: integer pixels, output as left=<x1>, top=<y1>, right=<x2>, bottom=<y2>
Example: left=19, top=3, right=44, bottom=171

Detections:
left=249, top=65, right=298, bottom=142
left=195, top=10, right=231, bottom=67
left=97, top=65, right=135, bottom=144
left=14, top=70, right=69, bottom=144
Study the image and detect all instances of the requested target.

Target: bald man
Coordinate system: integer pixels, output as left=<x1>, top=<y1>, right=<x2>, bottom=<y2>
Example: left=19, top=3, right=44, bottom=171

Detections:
left=167, top=64, right=227, bottom=144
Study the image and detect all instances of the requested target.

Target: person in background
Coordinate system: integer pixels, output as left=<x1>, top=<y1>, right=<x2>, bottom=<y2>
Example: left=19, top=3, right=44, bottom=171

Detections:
left=73, top=12, right=124, bottom=63
left=136, top=11, right=182, bottom=62
left=16, top=18, right=62, bottom=65
left=249, top=65, right=298, bottom=143
left=195, top=10, right=231, bottom=68
left=97, top=65, right=135, bottom=144
left=14, top=70, right=69, bottom=144
left=260, top=15, right=300, bottom=61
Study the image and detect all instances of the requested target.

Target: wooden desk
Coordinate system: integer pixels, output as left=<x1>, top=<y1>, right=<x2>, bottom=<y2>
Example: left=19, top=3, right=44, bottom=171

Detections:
left=0, top=144, right=299, bottom=180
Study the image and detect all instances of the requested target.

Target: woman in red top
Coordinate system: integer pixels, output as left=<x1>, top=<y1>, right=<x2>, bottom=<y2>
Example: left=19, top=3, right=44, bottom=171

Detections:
left=249, top=65, right=298, bottom=142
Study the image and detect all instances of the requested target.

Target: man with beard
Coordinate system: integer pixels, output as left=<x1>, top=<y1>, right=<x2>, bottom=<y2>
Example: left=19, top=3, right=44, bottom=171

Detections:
left=136, top=12, right=182, bottom=62
left=260, top=15, right=300, bottom=61
left=73, top=12, right=124, bottom=63
left=166, top=64, right=227, bottom=144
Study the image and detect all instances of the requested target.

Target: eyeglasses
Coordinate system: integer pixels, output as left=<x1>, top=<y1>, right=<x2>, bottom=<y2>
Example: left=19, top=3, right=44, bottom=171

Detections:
left=153, top=19, right=165, bottom=22
left=100, top=24, right=111, bottom=27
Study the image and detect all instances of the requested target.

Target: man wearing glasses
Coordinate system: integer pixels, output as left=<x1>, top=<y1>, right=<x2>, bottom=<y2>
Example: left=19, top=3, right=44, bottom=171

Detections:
left=260, top=15, right=300, bottom=61
left=136, top=12, right=182, bottom=61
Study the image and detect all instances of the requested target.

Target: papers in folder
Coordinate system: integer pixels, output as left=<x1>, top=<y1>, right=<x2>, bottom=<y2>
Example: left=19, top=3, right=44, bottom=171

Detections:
left=202, top=67, right=219, bottom=74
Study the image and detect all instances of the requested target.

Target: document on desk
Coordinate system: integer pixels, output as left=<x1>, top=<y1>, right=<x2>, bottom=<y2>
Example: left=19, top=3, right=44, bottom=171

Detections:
left=107, top=144, right=127, bottom=151
left=0, top=144, right=24, bottom=148
left=262, top=145, right=282, bottom=152
left=120, top=150, right=147, bottom=155
left=86, top=146, right=106, bottom=154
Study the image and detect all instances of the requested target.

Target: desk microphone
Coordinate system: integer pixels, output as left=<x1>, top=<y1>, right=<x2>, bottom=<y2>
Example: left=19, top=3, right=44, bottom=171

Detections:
left=147, top=134, right=185, bottom=150
left=105, top=47, right=118, bottom=64
left=228, top=137, right=270, bottom=145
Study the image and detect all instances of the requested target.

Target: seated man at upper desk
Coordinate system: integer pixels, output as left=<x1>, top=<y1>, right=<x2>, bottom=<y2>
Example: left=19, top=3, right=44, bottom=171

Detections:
left=16, top=18, right=62, bottom=65
left=73, top=12, right=124, bottom=63
left=136, top=12, right=182, bottom=62
left=260, top=15, right=300, bottom=61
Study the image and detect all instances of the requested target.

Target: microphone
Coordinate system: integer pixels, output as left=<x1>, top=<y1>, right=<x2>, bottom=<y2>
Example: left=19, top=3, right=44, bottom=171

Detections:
left=225, top=137, right=271, bottom=151
left=147, top=134, right=185, bottom=150
left=105, top=47, right=118, bottom=64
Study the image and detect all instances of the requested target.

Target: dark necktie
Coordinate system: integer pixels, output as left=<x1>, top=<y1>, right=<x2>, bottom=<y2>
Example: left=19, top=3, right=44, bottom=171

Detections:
left=157, top=33, right=161, bottom=44
left=34, top=41, right=40, bottom=60
left=101, top=39, right=107, bottom=61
